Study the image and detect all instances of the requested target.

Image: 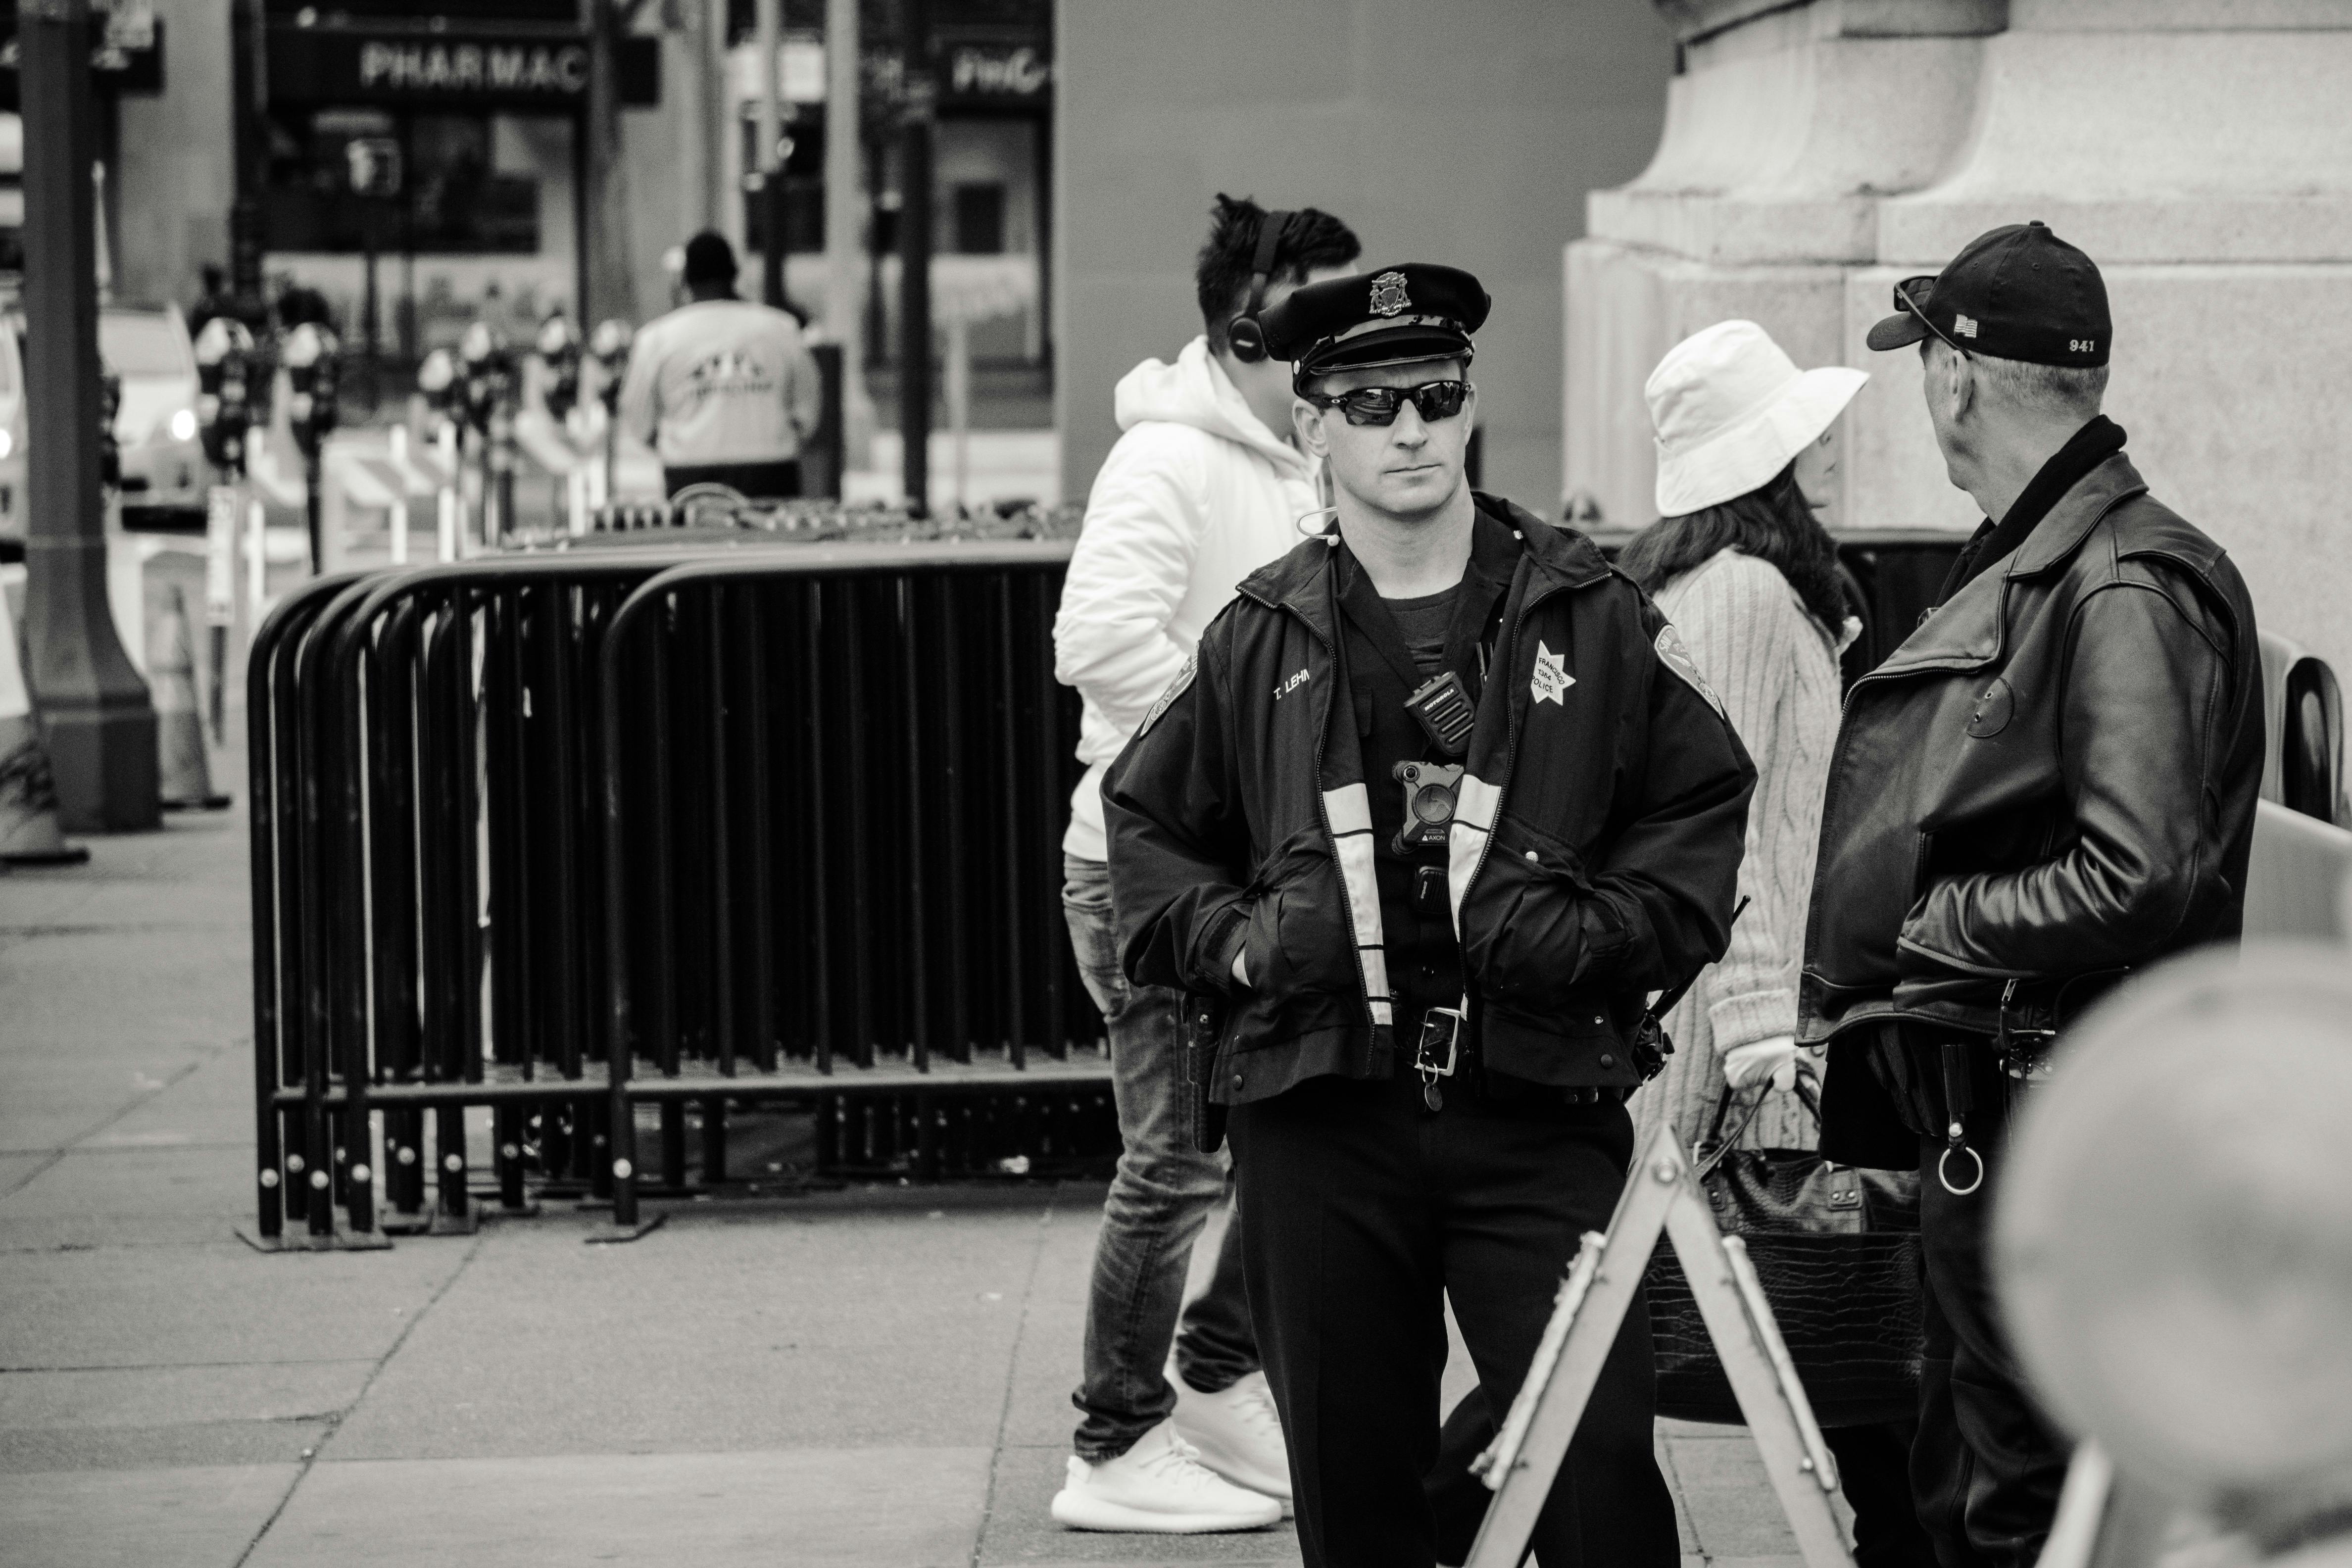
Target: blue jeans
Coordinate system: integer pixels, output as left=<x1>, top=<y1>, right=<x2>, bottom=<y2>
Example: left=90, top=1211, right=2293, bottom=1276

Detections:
left=1064, top=853, right=1260, bottom=1461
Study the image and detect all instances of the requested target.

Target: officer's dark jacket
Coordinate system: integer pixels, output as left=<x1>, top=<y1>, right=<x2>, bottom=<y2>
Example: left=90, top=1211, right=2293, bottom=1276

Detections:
left=1104, top=494, right=1756, bottom=1106
left=1803, top=453, right=2264, bottom=1165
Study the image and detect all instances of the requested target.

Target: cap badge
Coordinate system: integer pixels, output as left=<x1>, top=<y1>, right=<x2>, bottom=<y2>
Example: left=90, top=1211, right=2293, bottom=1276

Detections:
left=1954, top=313, right=1981, bottom=339
left=1369, top=271, right=1411, bottom=318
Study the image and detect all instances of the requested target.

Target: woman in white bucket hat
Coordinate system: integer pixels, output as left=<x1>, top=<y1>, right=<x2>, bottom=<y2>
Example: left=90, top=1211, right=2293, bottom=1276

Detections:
left=1622, top=318, right=1864, bottom=1132
left=1622, top=322, right=1935, bottom=1568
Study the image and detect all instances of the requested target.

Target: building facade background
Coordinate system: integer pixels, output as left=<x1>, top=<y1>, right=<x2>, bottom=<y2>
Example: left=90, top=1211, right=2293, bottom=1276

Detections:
left=1566, top=0, right=2352, bottom=673
left=1052, top=0, right=1675, bottom=513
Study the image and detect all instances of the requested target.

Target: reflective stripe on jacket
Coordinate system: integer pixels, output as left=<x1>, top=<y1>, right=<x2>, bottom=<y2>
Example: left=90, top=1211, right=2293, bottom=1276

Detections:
left=1104, top=494, right=1757, bottom=1106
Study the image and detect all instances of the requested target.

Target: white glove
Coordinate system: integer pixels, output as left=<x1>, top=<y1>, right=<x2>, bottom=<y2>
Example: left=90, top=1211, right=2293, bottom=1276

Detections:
left=1722, top=1035, right=1803, bottom=1092
left=1231, top=948, right=1250, bottom=989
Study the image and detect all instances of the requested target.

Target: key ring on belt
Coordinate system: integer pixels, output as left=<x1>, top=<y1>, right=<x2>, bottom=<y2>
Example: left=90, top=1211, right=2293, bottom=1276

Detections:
left=1938, top=1138, right=1984, bottom=1196
left=1938, top=1036, right=1985, bottom=1196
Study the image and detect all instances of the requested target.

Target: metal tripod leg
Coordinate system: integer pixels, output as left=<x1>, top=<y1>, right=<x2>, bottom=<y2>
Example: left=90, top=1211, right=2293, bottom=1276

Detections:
left=1464, top=1122, right=1859, bottom=1568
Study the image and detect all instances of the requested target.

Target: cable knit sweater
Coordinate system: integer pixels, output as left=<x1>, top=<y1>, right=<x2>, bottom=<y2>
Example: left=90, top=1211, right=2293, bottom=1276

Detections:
left=1629, top=548, right=1844, bottom=1155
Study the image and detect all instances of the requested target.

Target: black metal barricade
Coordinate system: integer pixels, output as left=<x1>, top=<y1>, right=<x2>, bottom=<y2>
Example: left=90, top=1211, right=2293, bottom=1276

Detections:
left=247, top=522, right=1966, bottom=1248
left=246, top=539, right=1098, bottom=1247
left=591, top=545, right=1099, bottom=1229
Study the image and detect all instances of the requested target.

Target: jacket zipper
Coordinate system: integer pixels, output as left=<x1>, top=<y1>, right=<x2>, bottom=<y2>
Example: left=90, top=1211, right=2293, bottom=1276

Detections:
left=1286, top=606, right=1380, bottom=1033
left=1452, top=575, right=1568, bottom=933
left=1797, top=649, right=1982, bottom=1019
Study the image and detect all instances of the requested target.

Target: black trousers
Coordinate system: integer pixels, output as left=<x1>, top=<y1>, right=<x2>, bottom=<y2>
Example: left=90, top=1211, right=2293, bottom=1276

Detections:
left=663, top=458, right=801, bottom=499
left=1913, top=1103, right=2068, bottom=1568
left=1227, top=1073, right=1679, bottom=1568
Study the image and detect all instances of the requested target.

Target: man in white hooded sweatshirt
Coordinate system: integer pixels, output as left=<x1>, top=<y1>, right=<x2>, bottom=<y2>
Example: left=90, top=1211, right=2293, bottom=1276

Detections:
left=1050, top=196, right=1360, bottom=1533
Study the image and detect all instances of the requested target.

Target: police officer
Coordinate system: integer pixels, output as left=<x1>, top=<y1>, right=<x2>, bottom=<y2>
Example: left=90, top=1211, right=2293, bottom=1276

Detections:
left=1804, top=223, right=2266, bottom=1568
left=1102, top=265, right=1757, bottom=1568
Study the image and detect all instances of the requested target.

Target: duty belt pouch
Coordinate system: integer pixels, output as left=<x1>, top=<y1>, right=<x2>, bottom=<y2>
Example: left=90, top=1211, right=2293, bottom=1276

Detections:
left=1180, top=991, right=1230, bottom=1155
left=1994, top=967, right=2128, bottom=1119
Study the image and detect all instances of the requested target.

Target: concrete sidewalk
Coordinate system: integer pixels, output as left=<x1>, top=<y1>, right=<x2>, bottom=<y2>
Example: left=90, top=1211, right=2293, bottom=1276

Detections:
left=0, top=733, right=1807, bottom=1568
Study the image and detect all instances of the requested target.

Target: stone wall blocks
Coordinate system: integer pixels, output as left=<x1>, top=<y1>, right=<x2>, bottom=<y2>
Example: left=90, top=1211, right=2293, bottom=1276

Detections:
left=1877, top=198, right=2352, bottom=268
left=2008, top=0, right=2352, bottom=32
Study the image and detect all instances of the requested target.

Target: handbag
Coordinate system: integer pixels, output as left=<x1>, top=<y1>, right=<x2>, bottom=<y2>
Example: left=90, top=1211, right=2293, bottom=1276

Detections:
left=1645, top=1077, right=1923, bottom=1427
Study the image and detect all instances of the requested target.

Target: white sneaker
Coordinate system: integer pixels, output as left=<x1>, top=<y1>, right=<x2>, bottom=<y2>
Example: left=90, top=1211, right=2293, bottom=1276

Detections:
left=1171, top=1366, right=1293, bottom=1509
left=1050, top=1419, right=1284, bottom=1533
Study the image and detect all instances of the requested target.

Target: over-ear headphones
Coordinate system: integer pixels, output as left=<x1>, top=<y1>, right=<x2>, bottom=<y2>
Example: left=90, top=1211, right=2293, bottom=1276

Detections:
left=1224, top=209, right=1292, bottom=364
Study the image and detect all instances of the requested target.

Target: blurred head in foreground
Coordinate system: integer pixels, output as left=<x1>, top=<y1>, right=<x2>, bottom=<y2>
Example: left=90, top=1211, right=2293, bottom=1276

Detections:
left=1997, top=945, right=2352, bottom=1553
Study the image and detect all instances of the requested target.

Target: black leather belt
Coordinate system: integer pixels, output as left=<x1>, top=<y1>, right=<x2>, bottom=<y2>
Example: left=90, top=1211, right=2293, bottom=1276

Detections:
left=1560, top=1085, right=1632, bottom=1106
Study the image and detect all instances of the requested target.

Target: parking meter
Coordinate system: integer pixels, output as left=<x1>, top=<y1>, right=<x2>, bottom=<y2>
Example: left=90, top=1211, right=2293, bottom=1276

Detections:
left=413, top=348, right=465, bottom=561
left=417, top=346, right=460, bottom=432
left=193, top=315, right=257, bottom=474
left=192, top=316, right=257, bottom=736
left=537, top=313, right=581, bottom=427
left=588, top=317, right=633, bottom=403
left=458, top=321, right=514, bottom=440
left=460, top=322, right=519, bottom=541
left=283, top=322, right=341, bottom=572
left=587, top=319, right=632, bottom=512
left=283, top=321, right=341, bottom=463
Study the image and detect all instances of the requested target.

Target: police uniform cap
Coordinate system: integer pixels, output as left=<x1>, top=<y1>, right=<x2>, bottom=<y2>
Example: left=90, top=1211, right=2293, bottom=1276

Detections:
left=1262, top=263, right=1490, bottom=390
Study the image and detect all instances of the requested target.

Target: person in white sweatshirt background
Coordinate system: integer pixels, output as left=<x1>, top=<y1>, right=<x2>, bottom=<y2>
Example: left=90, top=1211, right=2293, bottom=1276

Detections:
left=1048, top=195, right=1359, bottom=1535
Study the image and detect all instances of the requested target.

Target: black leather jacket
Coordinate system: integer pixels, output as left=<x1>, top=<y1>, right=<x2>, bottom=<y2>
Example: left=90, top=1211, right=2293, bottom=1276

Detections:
left=1105, top=497, right=1755, bottom=1106
left=1803, top=454, right=2264, bottom=1166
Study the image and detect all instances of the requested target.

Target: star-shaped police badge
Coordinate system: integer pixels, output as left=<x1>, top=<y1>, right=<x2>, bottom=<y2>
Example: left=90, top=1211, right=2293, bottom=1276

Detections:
left=1530, top=640, right=1574, bottom=705
left=1369, top=271, right=1410, bottom=318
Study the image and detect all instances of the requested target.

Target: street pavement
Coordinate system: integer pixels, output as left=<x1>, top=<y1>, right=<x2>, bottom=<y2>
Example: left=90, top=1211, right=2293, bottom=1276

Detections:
left=0, top=694, right=1810, bottom=1568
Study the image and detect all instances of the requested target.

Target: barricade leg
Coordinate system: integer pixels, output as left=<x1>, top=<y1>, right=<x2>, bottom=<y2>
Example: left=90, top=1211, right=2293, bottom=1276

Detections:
left=253, top=1088, right=285, bottom=1241
left=588, top=1086, right=662, bottom=1243
left=701, top=1095, right=726, bottom=1184
left=282, top=1108, right=309, bottom=1226
left=493, top=1104, right=533, bottom=1214
left=659, top=1102, right=687, bottom=1189
left=917, top=1089, right=941, bottom=1181
left=433, top=1105, right=478, bottom=1233
left=542, top=1106, right=574, bottom=1189
left=343, top=1105, right=380, bottom=1238
left=587, top=1101, right=614, bottom=1202
left=386, top=1106, right=425, bottom=1220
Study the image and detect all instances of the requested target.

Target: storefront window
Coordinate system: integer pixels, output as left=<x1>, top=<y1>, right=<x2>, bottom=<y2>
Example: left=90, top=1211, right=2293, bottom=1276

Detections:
left=952, top=183, right=1006, bottom=254
left=741, top=114, right=827, bottom=255
left=265, top=106, right=545, bottom=254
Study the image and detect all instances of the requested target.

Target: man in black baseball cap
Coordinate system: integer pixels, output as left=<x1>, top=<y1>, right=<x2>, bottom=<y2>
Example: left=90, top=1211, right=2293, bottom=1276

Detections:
left=1802, top=222, right=2267, bottom=1568
left=1103, top=260, right=1752, bottom=1568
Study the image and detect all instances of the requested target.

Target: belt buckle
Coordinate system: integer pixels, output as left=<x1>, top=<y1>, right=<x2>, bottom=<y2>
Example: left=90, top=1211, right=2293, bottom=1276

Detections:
left=1416, top=1006, right=1464, bottom=1112
left=1416, top=1007, right=1463, bottom=1079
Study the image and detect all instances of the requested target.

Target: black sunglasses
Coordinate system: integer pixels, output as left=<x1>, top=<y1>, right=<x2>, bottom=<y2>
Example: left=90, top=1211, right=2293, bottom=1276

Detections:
left=1894, top=275, right=1969, bottom=358
left=1305, top=379, right=1471, bottom=428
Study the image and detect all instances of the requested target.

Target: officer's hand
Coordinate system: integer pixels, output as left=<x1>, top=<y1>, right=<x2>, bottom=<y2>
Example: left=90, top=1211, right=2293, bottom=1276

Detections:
left=1230, top=949, right=1249, bottom=990
left=1723, top=1036, right=1802, bottom=1092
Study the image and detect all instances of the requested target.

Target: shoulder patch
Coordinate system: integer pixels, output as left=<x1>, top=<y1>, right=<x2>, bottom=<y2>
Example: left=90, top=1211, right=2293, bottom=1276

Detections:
left=1136, top=652, right=1197, bottom=739
left=1654, top=623, right=1726, bottom=719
